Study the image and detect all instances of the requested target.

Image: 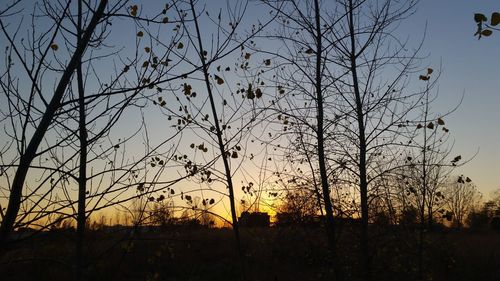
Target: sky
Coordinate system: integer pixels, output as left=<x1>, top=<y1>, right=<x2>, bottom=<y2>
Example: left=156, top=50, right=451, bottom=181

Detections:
left=140, top=0, right=500, bottom=198
left=115, top=0, right=500, bottom=215
left=400, top=0, right=500, bottom=197
left=1, top=0, right=500, bottom=226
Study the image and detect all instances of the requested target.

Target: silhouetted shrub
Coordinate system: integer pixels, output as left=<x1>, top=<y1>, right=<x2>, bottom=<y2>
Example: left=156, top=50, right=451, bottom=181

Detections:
left=239, top=211, right=270, bottom=227
left=400, top=206, right=418, bottom=226
left=274, top=212, right=323, bottom=227
left=491, top=217, right=500, bottom=231
left=275, top=212, right=299, bottom=226
left=467, top=210, right=489, bottom=230
left=373, top=211, right=391, bottom=225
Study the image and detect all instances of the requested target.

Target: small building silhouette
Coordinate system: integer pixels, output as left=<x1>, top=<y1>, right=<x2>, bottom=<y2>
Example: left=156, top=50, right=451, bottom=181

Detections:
left=239, top=211, right=270, bottom=227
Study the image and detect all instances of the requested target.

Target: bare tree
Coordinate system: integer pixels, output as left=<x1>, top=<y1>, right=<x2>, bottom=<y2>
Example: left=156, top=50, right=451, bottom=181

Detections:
left=388, top=67, right=469, bottom=281
left=141, top=0, right=278, bottom=279
left=444, top=175, right=481, bottom=228
left=255, top=1, right=345, bottom=268
left=0, top=1, right=217, bottom=279
left=323, top=1, right=450, bottom=279
left=0, top=0, right=109, bottom=248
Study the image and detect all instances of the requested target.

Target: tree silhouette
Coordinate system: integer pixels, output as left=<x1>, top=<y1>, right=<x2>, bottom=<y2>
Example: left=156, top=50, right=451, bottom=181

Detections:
left=255, top=2, right=345, bottom=273
left=444, top=175, right=481, bottom=228
left=0, top=0, right=108, bottom=249
left=0, top=1, right=224, bottom=279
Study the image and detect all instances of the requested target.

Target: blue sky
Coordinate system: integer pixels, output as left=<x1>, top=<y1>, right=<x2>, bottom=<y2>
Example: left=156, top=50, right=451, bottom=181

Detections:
left=400, top=1, right=500, bottom=196
left=176, top=0, right=500, bottom=197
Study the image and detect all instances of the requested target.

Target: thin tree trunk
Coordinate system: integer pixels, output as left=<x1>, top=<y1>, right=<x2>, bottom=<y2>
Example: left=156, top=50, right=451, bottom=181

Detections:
left=188, top=1, right=246, bottom=279
left=314, top=0, right=335, bottom=240
left=347, top=1, right=371, bottom=280
left=313, top=0, right=339, bottom=278
left=0, top=0, right=108, bottom=249
left=298, top=131, right=324, bottom=217
left=419, top=86, right=430, bottom=281
left=427, top=203, right=434, bottom=229
left=75, top=0, right=87, bottom=280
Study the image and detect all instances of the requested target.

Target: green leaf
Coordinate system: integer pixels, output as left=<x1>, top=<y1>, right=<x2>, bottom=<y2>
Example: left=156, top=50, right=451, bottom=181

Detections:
left=491, top=12, right=500, bottom=26
left=474, top=13, right=487, bottom=23
left=481, top=29, right=493, bottom=36
left=177, top=42, right=184, bottom=49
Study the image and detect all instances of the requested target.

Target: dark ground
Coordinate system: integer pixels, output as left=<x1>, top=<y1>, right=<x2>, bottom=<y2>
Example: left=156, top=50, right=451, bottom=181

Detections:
left=0, top=225, right=499, bottom=281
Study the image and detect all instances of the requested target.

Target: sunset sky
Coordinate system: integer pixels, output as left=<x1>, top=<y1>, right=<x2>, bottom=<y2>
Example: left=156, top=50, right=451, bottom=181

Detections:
left=120, top=0, right=500, bottom=220
left=140, top=0, right=500, bottom=198
left=1, top=0, right=499, bottom=226
left=138, top=0, right=500, bottom=197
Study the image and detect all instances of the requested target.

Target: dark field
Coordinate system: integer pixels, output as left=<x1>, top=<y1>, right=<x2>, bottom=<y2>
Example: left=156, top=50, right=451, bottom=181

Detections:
left=1, top=226, right=499, bottom=281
